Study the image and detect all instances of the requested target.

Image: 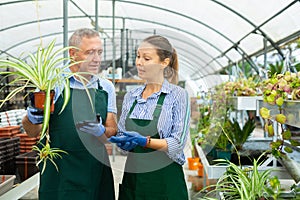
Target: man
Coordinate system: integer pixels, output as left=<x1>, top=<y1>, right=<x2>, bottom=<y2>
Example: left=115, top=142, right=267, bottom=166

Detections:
left=22, top=28, right=117, bottom=200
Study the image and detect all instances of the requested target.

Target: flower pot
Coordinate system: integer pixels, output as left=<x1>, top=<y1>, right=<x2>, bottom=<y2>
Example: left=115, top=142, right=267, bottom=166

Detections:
left=187, top=157, right=200, bottom=170
left=30, top=91, right=55, bottom=113
left=198, top=162, right=204, bottom=177
left=216, top=149, right=232, bottom=160
left=202, top=144, right=216, bottom=158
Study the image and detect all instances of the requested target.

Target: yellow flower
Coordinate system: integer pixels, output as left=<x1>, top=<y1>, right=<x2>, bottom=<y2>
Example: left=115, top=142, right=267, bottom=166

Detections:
left=259, top=107, right=270, bottom=119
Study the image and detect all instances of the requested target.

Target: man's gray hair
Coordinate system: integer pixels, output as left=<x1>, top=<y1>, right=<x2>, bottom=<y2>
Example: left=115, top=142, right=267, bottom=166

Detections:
left=69, top=28, right=100, bottom=47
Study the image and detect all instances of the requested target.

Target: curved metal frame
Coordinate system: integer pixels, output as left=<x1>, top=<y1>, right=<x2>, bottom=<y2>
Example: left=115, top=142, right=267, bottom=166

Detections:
left=114, top=1, right=259, bottom=73
left=0, top=15, right=227, bottom=76
left=1, top=0, right=300, bottom=81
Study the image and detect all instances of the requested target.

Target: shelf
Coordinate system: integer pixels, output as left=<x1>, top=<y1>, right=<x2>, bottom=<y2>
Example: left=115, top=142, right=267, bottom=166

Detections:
left=229, top=96, right=263, bottom=111
left=196, top=139, right=292, bottom=180
left=0, top=173, right=39, bottom=200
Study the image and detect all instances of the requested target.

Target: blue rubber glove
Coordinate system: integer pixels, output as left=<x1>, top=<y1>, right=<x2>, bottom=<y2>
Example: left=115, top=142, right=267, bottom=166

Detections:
left=76, top=117, right=106, bottom=137
left=123, top=131, right=148, bottom=147
left=27, top=107, right=44, bottom=124
left=108, top=136, right=138, bottom=151
left=108, top=135, right=134, bottom=143
left=117, top=141, right=138, bottom=151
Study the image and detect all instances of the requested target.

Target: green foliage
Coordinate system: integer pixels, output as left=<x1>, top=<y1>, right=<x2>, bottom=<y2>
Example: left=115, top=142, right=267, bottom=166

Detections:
left=227, top=118, right=256, bottom=150
left=260, top=71, right=300, bottom=157
left=189, top=127, right=199, bottom=158
left=201, top=154, right=281, bottom=200
left=197, top=105, right=211, bottom=135
left=33, top=142, right=68, bottom=174
left=294, top=62, right=300, bottom=72
left=214, top=119, right=233, bottom=151
left=200, top=85, right=232, bottom=152
left=223, top=77, right=260, bottom=96
left=0, top=39, right=92, bottom=173
left=214, top=131, right=230, bottom=151
left=0, top=39, right=88, bottom=138
left=268, top=61, right=284, bottom=77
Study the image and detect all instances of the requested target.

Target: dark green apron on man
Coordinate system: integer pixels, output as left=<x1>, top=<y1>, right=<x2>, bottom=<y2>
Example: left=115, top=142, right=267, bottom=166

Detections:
left=119, top=93, right=188, bottom=200
left=38, top=81, right=115, bottom=200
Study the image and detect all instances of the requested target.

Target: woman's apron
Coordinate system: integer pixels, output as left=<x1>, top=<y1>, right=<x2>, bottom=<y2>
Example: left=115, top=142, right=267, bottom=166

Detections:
left=38, top=81, right=115, bottom=200
left=119, top=93, right=188, bottom=200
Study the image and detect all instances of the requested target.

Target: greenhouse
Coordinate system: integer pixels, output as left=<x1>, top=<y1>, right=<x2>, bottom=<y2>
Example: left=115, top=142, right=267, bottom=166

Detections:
left=0, top=0, right=300, bottom=199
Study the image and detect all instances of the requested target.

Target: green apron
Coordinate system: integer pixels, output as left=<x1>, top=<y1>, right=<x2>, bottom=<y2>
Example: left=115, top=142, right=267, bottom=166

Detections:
left=119, top=93, right=188, bottom=200
left=38, top=81, right=115, bottom=200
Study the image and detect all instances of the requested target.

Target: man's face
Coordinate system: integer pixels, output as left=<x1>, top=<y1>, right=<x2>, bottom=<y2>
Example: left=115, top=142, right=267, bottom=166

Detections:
left=72, top=36, right=103, bottom=75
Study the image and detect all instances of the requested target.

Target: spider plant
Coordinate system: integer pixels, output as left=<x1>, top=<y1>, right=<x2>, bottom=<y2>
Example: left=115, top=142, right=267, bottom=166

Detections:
left=0, top=40, right=81, bottom=138
left=32, top=141, right=68, bottom=174
left=199, top=153, right=280, bottom=200
left=0, top=39, right=91, bottom=172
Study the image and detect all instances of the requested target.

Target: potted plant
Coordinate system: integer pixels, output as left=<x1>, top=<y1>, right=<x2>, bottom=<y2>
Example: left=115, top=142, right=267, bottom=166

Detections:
left=188, top=127, right=200, bottom=170
left=259, top=71, right=300, bottom=183
left=198, top=84, right=232, bottom=160
left=223, top=77, right=261, bottom=97
left=227, top=118, right=256, bottom=151
left=0, top=39, right=90, bottom=172
left=200, top=153, right=282, bottom=200
left=214, top=119, right=233, bottom=161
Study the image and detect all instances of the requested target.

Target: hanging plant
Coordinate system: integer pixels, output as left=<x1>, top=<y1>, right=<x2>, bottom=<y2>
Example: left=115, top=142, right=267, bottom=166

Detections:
left=259, top=71, right=300, bottom=183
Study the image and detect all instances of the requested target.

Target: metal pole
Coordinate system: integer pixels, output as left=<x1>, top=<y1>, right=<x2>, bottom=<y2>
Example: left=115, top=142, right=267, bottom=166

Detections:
left=121, top=18, right=126, bottom=77
left=263, top=37, right=267, bottom=78
left=112, top=0, right=116, bottom=85
left=95, top=0, right=98, bottom=32
left=112, top=0, right=116, bottom=162
left=103, top=38, right=106, bottom=61
left=125, top=29, right=129, bottom=69
left=63, top=0, right=68, bottom=62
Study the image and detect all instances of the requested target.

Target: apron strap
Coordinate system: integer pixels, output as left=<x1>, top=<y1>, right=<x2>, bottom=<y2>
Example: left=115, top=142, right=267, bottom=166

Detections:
left=128, top=100, right=138, bottom=115
left=153, top=93, right=166, bottom=117
left=97, top=79, right=103, bottom=90
left=128, top=93, right=166, bottom=116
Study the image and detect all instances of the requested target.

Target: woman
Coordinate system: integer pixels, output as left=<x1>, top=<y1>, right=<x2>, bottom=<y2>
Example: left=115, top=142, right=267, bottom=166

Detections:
left=109, top=35, right=190, bottom=200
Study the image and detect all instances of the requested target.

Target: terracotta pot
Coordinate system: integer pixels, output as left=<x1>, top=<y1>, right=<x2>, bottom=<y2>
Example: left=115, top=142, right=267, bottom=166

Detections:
left=0, top=126, right=21, bottom=137
left=198, top=162, right=204, bottom=177
left=30, top=91, right=55, bottom=113
left=187, top=157, right=200, bottom=170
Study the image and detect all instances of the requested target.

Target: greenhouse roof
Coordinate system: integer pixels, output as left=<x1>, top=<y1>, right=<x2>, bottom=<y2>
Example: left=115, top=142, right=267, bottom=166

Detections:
left=1, top=0, right=300, bottom=90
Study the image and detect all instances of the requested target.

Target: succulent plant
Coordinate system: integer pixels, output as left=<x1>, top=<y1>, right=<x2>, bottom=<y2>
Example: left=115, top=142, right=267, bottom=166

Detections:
left=223, top=77, right=261, bottom=96
left=260, top=71, right=300, bottom=157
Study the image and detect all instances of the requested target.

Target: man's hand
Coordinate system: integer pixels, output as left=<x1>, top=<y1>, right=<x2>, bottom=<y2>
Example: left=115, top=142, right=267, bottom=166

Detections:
left=76, top=117, right=106, bottom=137
left=27, top=107, right=44, bottom=124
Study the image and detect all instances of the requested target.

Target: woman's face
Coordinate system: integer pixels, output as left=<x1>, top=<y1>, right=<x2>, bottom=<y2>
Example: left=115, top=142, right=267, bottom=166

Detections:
left=135, top=42, right=168, bottom=82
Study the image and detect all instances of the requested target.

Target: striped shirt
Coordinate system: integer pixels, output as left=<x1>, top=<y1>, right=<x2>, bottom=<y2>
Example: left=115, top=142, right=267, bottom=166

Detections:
left=54, top=75, right=117, bottom=114
left=118, top=79, right=190, bottom=165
